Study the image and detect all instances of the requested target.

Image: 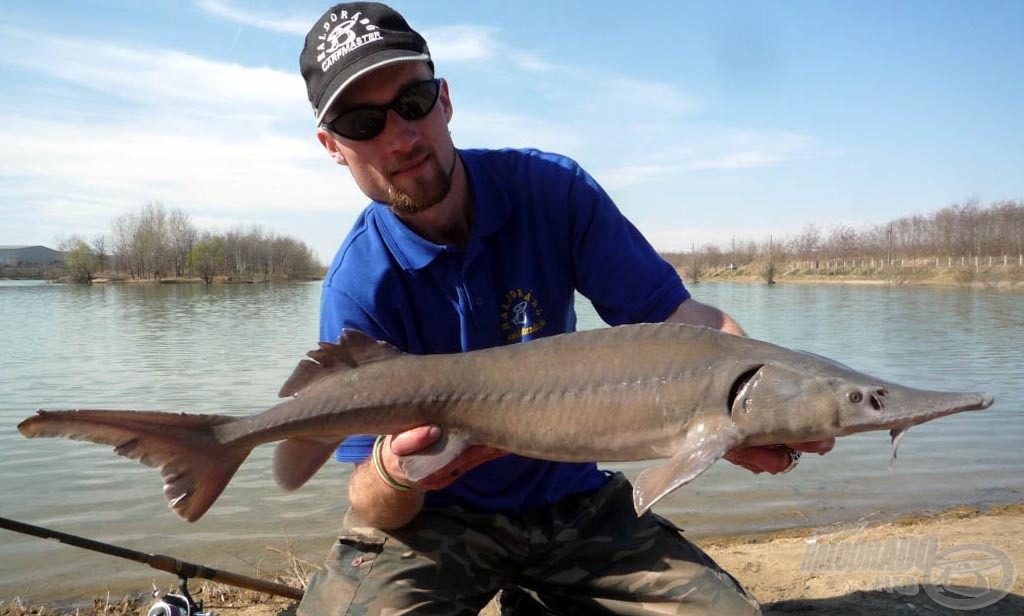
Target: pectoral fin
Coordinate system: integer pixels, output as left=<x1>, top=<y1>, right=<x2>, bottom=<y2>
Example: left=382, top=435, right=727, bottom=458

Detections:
left=633, top=416, right=741, bottom=515
left=397, top=431, right=472, bottom=482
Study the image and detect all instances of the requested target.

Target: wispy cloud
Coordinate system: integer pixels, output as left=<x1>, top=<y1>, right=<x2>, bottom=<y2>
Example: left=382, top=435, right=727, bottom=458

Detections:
left=596, top=129, right=813, bottom=190
left=602, top=77, right=700, bottom=117
left=196, top=0, right=311, bottom=35
left=423, top=25, right=499, bottom=63
left=452, top=108, right=586, bottom=153
left=0, top=26, right=306, bottom=120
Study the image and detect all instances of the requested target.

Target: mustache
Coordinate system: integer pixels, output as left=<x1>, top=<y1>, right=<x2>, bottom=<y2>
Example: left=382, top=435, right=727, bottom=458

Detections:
left=385, top=146, right=430, bottom=175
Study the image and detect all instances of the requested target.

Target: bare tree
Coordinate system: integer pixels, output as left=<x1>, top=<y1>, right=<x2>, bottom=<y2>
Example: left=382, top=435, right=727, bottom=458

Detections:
left=168, top=209, right=198, bottom=277
left=826, top=224, right=860, bottom=259
left=788, top=224, right=821, bottom=261
left=111, top=209, right=140, bottom=278
left=89, top=234, right=108, bottom=272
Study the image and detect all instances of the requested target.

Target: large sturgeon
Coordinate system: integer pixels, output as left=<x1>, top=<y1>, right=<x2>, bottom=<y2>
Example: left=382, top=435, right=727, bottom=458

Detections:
left=19, top=323, right=993, bottom=522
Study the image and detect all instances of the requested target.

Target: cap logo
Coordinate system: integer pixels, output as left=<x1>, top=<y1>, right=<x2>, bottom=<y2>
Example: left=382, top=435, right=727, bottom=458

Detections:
left=316, top=10, right=383, bottom=72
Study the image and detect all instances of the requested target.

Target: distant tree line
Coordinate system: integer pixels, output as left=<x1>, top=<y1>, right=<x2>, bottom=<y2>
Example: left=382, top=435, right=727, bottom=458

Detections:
left=58, top=202, right=320, bottom=283
left=664, top=199, right=1024, bottom=270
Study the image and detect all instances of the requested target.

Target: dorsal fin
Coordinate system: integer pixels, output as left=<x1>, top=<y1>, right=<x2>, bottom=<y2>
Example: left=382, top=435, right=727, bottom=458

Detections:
left=277, top=329, right=402, bottom=398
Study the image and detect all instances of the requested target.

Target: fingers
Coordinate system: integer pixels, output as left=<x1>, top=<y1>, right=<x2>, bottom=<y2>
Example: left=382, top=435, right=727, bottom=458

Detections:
left=388, top=425, right=443, bottom=456
left=724, top=445, right=789, bottom=474
left=725, top=438, right=835, bottom=475
left=787, top=438, right=835, bottom=455
left=379, top=426, right=506, bottom=491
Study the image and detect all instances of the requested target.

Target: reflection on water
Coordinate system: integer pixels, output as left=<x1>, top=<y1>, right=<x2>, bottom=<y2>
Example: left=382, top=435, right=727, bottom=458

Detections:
left=0, top=280, right=1021, bottom=600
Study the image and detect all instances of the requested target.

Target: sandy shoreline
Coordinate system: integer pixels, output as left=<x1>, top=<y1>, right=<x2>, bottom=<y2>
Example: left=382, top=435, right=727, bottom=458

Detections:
left=705, top=502, right=1024, bottom=614
left=5, top=503, right=1020, bottom=615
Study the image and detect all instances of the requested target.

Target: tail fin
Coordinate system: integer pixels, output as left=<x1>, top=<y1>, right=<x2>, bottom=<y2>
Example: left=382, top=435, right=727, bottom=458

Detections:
left=18, top=409, right=250, bottom=522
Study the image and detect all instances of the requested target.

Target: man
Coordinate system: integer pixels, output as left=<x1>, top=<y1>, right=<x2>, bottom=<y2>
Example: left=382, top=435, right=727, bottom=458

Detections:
left=297, top=4, right=832, bottom=614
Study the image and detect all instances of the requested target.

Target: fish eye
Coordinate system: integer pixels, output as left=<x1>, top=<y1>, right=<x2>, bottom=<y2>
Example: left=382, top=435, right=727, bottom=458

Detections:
left=848, top=391, right=864, bottom=403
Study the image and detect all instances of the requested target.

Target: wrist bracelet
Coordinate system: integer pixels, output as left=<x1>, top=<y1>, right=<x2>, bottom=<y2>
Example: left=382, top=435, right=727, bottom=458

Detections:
left=372, top=435, right=414, bottom=492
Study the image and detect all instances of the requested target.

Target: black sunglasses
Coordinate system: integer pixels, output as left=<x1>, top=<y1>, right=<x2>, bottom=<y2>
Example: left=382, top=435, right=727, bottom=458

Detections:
left=321, top=78, right=442, bottom=141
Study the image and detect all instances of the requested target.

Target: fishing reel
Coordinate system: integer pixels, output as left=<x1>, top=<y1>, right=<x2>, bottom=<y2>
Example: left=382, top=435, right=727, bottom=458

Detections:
left=147, top=577, right=213, bottom=616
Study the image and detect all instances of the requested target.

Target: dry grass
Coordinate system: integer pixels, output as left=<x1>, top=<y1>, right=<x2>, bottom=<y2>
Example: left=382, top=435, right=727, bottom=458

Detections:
left=695, top=260, right=1024, bottom=289
left=0, top=593, right=143, bottom=616
left=0, top=535, right=315, bottom=616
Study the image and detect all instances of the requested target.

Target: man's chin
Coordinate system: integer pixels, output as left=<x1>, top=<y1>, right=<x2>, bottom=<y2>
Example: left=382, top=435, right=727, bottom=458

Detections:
left=388, top=178, right=452, bottom=216
left=389, top=195, right=436, bottom=216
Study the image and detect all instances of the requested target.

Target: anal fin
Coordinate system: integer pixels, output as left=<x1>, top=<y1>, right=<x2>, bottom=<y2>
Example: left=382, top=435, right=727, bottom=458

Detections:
left=273, top=437, right=341, bottom=491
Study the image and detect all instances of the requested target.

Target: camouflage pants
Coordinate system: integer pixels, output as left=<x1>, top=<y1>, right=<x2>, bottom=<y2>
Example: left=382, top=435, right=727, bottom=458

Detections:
left=297, top=473, right=761, bottom=615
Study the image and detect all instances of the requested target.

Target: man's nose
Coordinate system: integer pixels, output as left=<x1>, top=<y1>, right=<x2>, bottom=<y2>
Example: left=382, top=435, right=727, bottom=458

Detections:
left=380, top=108, right=419, bottom=151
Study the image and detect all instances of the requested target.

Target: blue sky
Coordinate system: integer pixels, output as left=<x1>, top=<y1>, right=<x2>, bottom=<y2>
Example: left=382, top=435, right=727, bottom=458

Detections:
left=2, top=1, right=1022, bottom=262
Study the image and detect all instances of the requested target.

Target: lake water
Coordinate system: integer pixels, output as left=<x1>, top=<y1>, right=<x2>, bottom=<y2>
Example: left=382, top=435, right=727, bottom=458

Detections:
left=1, top=279, right=1021, bottom=601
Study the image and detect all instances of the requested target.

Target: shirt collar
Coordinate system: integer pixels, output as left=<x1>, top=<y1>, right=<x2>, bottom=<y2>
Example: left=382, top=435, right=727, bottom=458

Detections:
left=374, top=203, right=444, bottom=270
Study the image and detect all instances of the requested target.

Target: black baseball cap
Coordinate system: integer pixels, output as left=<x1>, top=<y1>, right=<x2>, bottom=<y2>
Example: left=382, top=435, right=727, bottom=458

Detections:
left=300, top=3, right=432, bottom=123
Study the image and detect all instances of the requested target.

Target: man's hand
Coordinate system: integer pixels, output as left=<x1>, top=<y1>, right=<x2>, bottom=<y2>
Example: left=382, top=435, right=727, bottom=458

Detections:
left=724, top=439, right=835, bottom=474
left=384, top=425, right=507, bottom=491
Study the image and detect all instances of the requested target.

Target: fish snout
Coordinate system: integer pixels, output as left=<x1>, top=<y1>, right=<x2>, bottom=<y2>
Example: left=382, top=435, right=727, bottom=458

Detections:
left=842, top=384, right=994, bottom=433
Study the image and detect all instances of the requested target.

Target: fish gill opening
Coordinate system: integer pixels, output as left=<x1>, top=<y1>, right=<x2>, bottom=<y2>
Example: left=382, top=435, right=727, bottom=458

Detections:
left=727, top=366, right=764, bottom=415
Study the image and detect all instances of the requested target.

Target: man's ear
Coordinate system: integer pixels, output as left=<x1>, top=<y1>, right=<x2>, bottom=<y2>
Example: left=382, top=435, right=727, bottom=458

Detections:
left=439, top=78, right=453, bottom=124
left=316, top=128, right=348, bottom=166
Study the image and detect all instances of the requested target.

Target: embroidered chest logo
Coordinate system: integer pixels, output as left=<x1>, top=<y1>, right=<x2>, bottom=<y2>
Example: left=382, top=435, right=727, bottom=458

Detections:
left=499, top=289, right=547, bottom=343
left=315, top=10, right=383, bottom=72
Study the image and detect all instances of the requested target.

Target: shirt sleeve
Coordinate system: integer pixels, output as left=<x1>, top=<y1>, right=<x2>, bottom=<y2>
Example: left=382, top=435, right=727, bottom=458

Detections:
left=565, top=162, right=689, bottom=325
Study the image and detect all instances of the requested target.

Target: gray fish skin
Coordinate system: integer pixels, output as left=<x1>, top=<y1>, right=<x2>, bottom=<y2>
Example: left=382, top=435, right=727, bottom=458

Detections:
left=18, top=323, right=994, bottom=522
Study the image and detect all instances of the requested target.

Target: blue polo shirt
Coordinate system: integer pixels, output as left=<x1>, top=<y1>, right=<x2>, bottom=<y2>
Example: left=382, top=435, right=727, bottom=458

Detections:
left=320, top=148, right=689, bottom=514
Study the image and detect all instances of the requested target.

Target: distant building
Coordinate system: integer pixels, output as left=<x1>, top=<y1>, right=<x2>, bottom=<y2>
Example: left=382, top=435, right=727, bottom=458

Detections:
left=0, top=245, right=65, bottom=266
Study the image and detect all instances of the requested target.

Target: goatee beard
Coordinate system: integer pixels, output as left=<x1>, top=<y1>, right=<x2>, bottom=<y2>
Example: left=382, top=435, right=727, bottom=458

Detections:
left=387, top=176, right=451, bottom=215
left=386, top=149, right=456, bottom=216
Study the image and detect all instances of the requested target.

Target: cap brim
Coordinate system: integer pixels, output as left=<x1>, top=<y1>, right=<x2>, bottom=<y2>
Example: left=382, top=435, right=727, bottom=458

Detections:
left=316, top=50, right=431, bottom=123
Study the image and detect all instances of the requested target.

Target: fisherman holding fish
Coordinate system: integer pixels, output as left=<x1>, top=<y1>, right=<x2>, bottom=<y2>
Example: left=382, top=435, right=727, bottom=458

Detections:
left=13, top=3, right=996, bottom=612
left=297, top=3, right=833, bottom=614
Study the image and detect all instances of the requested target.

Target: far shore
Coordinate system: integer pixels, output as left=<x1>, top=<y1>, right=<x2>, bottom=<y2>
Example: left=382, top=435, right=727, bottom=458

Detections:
left=677, top=261, right=1024, bottom=291
left=0, top=273, right=323, bottom=285
left=7, top=260, right=1023, bottom=291
left=6, top=250, right=1024, bottom=292
left=5, top=502, right=1021, bottom=616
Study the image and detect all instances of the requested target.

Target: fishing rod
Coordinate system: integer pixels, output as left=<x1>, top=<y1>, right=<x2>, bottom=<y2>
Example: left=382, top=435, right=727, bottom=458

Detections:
left=0, top=516, right=304, bottom=615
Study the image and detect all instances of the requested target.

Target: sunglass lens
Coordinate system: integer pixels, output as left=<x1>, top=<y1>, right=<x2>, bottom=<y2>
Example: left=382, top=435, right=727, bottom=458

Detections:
left=393, top=80, right=440, bottom=121
left=325, top=80, right=440, bottom=140
left=335, top=110, right=387, bottom=140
